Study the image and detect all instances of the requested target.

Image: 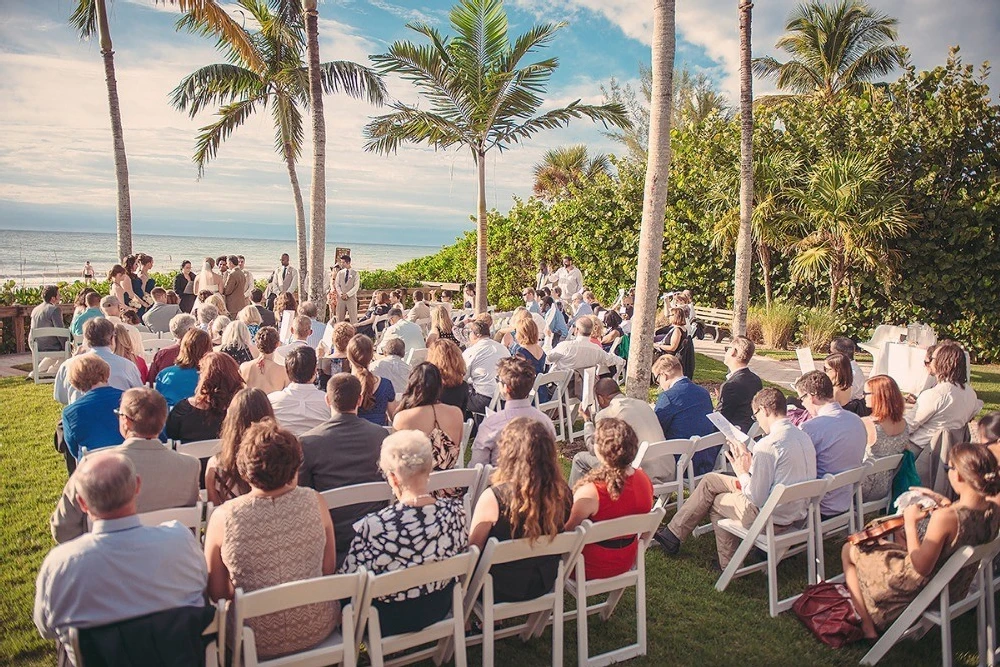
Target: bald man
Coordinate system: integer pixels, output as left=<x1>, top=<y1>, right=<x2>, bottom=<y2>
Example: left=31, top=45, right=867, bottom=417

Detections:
left=34, top=452, right=207, bottom=657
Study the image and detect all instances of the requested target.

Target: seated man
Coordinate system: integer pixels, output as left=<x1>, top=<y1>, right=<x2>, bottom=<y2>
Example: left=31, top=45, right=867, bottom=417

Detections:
left=654, top=388, right=817, bottom=568
left=50, top=388, right=200, bottom=544
left=718, top=335, right=763, bottom=435
left=378, top=307, right=425, bottom=356
left=471, top=356, right=555, bottom=465
left=546, top=316, right=623, bottom=373
left=569, top=377, right=672, bottom=485
left=53, top=318, right=143, bottom=405
left=275, top=314, right=311, bottom=364
left=148, top=313, right=197, bottom=382
left=652, top=354, right=719, bottom=475
left=61, top=355, right=124, bottom=474
left=142, top=287, right=181, bottom=334
left=250, top=288, right=277, bottom=328
left=34, top=452, right=207, bottom=657
left=795, top=370, right=867, bottom=519
left=30, top=285, right=68, bottom=375
left=298, top=373, right=388, bottom=567
left=405, top=289, right=431, bottom=323
left=70, top=291, right=102, bottom=337
left=462, top=319, right=510, bottom=415
left=370, top=337, right=411, bottom=394
left=268, top=345, right=329, bottom=436
left=298, top=301, right=326, bottom=348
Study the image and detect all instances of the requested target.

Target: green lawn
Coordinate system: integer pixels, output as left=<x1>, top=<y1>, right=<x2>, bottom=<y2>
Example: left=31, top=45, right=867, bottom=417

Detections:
left=755, top=348, right=874, bottom=364
left=0, top=365, right=989, bottom=666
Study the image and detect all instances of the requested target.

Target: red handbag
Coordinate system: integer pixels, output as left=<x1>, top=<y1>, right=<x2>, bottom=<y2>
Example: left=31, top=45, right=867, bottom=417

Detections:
left=792, top=581, right=865, bottom=648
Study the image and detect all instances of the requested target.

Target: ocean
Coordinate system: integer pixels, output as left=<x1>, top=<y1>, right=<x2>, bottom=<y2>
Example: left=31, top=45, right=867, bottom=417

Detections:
left=0, top=229, right=439, bottom=286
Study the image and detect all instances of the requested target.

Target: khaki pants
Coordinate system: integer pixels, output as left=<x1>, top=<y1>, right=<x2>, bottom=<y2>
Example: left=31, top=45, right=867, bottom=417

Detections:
left=336, top=296, right=358, bottom=324
left=667, top=472, right=759, bottom=568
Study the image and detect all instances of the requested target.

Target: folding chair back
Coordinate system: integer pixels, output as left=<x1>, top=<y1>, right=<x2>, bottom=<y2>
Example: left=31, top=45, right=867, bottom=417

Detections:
left=532, top=370, right=570, bottom=443
left=138, top=502, right=207, bottom=532
left=404, top=348, right=427, bottom=366
left=858, top=454, right=905, bottom=524
left=28, top=326, right=71, bottom=384
left=815, top=466, right=868, bottom=580
left=457, top=418, right=474, bottom=467
left=746, top=421, right=763, bottom=440
left=686, top=432, right=728, bottom=493
left=429, top=465, right=485, bottom=516
left=487, top=384, right=504, bottom=412
left=321, top=482, right=394, bottom=512
left=171, top=439, right=221, bottom=460
left=637, top=439, right=692, bottom=512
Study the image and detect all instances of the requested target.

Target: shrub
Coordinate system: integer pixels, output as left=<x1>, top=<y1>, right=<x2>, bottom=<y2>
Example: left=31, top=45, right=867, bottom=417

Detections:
left=799, top=307, right=841, bottom=351
left=746, top=307, right=764, bottom=344
left=756, top=302, right=800, bottom=350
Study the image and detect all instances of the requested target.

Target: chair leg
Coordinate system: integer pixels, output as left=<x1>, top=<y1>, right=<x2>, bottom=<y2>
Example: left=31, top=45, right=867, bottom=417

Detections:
left=767, top=550, right=780, bottom=618
left=576, top=576, right=589, bottom=667
left=553, top=568, right=564, bottom=667
left=451, top=586, right=467, bottom=667
left=941, top=587, right=953, bottom=667
left=367, top=612, right=384, bottom=667
left=637, top=558, right=648, bottom=658
left=483, top=585, right=495, bottom=667
left=343, top=606, right=357, bottom=667
left=601, top=588, right=626, bottom=622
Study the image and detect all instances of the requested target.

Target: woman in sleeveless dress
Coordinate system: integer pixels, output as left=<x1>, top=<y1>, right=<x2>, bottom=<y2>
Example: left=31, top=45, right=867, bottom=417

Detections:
left=348, top=334, right=397, bottom=425
left=843, top=443, right=1000, bottom=638
left=509, top=315, right=549, bottom=403
left=240, top=326, right=288, bottom=394
left=860, top=375, right=910, bottom=500
left=424, top=304, right=460, bottom=348
left=205, top=387, right=273, bottom=505
left=391, top=362, right=463, bottom=471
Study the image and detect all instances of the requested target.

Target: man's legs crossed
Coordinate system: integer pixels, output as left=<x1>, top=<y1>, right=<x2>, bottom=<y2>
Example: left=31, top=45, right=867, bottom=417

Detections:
left=710, top=492, right=759, bottom=569
left=666, top=472, right=740, bottom=541
left=569, top=451, right=600, bottom=486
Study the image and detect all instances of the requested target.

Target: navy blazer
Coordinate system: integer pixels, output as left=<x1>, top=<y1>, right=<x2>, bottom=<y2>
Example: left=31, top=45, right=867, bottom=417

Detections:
left=655, top=377, right=719, bottom=475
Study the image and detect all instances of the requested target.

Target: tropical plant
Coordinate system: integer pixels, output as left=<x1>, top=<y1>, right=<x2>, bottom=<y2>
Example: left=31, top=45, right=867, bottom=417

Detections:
left=752, top=302, right=800, bottom=349
left=732, top=0, right=754, bottom=337
left=363, top=0, right=629, bottom=313
left=70, top=0, right=263, bottom=261
left=799, top=306, right=840, bottom=350
left=625, top=0, right=675, bottom=399
left=785, top=151, right=909, bottom=309
left=532, top=145, right=611, bottom=201
left=171, top=0, right=385, bottom=299
left=752, top=0, right=906, bottom=99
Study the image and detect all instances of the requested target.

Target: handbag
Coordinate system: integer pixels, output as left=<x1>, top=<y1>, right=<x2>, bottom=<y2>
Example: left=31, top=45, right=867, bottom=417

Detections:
left=792, top=581, right=865, bottom=648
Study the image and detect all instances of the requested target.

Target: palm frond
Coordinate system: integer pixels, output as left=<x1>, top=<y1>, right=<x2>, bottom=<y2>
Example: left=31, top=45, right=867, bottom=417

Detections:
left=69, top=0, right=98, bottom=39
left=273, top=90, right=304, bottom=159
left=192, top=96, right=261, bottom=176
left=316, top=61, right=387, bottom=106
left=489, top=101, right=629, bottom=149
left=170, top=63, right=263, bottom=116
left=163, top=0, right=266, bottom=73
left=363, top=104, right=468, bottom=154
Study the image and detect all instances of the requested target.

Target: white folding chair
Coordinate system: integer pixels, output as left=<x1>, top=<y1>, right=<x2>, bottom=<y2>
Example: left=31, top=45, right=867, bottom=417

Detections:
left=746, top=421, right=763, bottom=440
left=564, top=367, right=597, bottom=442
left=637, top=439, right=693, bottom=512
left=862, top=537, right=1000, bottom=665
left=404, top=347, right=427, bottom=366
left=428, top=465, right=486, bottom=517
left=171, top=438, right=221, bottom=460
left=457, top=528, right=586, bottom=667
left=532, top=370, right=571, bottom=443
left=89, top=502, right=208, bottom=537
left=487, top=384, right=504, bottom=412
left=457, top=418, right=474, bottom=467
left=231, top=572, right=367, bottom=667
left=857, top=454, right=905, bottom=527
left=356, top=550, right=479, bottom=667
left=373, top=315, right=392, bottom=345
left=28, top=326, right=71, bottom=384
left=715, top=478, right=828, bottom=616
left=321, top=481, right=395, bottom=513
left=815, top=466, right=868, bottom=580
left=564, top=509, right=666, bottom=667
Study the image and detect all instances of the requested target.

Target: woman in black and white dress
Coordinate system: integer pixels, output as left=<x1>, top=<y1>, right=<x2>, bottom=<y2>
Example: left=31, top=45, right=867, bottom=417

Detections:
left=340, top=430, right=467, bottom=636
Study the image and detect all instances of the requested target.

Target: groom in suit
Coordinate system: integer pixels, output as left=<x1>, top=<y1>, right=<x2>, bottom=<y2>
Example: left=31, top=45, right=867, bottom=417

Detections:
left=265, top=253, right=298, bottom=310
left=334, top=255, right=359, bottom=324
left=718, top=335, right=763, bottom=435
left=222, top=254, right=250, bottom=314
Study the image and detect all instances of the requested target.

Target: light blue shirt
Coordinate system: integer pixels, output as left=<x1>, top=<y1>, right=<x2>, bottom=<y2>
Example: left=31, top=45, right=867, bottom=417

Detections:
left=801, top=402, right=867, bottom=516
left=470, top=398, right=557, bottom=466
left=568, top=301, right=593, bottom=326
left=70, top=308, right=102, bottom=337
left=544, top=307, right=568, bottom=338
left=53, top=347, right=143, bottom=406
left=33, top=515, right=207, bottom=650
left=525, top=300, right=540, bottom=315
left=738, top=418, right=817, bottom=525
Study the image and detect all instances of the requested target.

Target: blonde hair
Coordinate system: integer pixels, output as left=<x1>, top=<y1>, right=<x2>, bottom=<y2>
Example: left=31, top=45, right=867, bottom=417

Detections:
left=652, top=353, right=682, bottom=377
left=515, top=316, right=539, bottom=346
left=427, top=339, right=466, bottom=388
left=221, top=320, right=253, bottom=350
left=431, top=305, right=454, bottom=335
left=380, top=430, right=434, bottom=482
left=588, top=314, right=604, bottom=339
left=237, top=305, right=262, bottom=326
left=206, top=293, right=228, bottom=317
left=113, top=323, right=139, bottom=363
left=69, top=354, right=111, bottom=392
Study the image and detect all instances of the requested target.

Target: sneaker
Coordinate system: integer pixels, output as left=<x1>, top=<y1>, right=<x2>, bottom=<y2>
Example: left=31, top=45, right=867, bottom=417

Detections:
left=652, top=527, right=681, bottom=555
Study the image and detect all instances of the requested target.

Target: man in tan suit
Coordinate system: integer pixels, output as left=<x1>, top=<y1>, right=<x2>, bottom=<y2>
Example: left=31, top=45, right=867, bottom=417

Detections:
left=334, top=255, right=359, bottom=323
left=50, top=387, right=200, bottom=544
left=222, top=254, right=250, bottom=314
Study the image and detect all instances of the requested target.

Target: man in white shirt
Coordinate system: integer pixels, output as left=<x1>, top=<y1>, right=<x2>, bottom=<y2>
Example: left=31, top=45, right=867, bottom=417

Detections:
left=268, top=346, right=329, bottom=436
left=548, top=255, right=584, bottom=298
left=264, top=253, right=298, bottom=310
left=654, top=388, right=817, bottom=569
left=298, top=301, right=326, bottom=348
left=569, top=378, right=672, bottom=484
left=275, top=315, right=311, bottom=364
left=405, top=289, right=431, bottom=323
left=378, top=307, right=426, bottom=355
left=547, top=318, right=624, bottom=372
left=53, top=318, right=143, bottom=405
left=99, top=295, right=144, bottom=357
left=471, top=356, right=555, bottom=465
left=370, top=337, right=411, bottom=394
left=334, top=255, right=360, bottom=323
left=462, top=319, right=510, bottom=414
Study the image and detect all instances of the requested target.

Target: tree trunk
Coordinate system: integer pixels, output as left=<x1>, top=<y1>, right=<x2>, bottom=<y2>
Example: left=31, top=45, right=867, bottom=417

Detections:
left=304, top=0, right=326, bottom=304
left=474, top=148, right=488, bottom=314
left=624, top=0, right=676, bottom=399
left=758, top=243, right=773, bottom=307
left=732, top=0, right=754, bottom=336
left=830, top=269, right=844, bottom=310
left=283, top=142, right=308, bottom=299
left=96, top=0, right=132, bottom=260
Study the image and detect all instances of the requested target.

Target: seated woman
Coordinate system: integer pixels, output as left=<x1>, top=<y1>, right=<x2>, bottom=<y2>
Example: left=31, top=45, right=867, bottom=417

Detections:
left=155, top=328, right=213, bottom=408
left=566, top=418, right=653, bottom=579
left=275, top=291, right=297, bottom=323
left=842, top=443, right=1000, bottom=639
left=204, top=419, right=340, bottom=660
left=210, top=315, right=231, bottom=347
left=206, top=293, right=229, bottom=320
left=509, top=317, right=548, bottom=403
left=426, top=339, right=470, bottom=415
left=978, top=412, right=1000, bottom=460
left=654, top=307, right=694, bottom=379
left=908, top=340, right=982, bottom=455
left=121, top=308, right=152, bottom=334
left=165, top=351, right=244, bottom=443
left=240, top=326, right=288, bottom=394
left=586, top=315, right=604, bottom=346
left=219, top=320, right=256, bottom=365
left=62, top=355, right=124, bottom=470
left=861, top=375, right=910, bottom=501
left=601, top=310, right=624, bottom=351
left=355, top=290, right=390, bottom=339
left=316, top=322, right=355, bottom=391
left=340, top=430, right=467, bottom=636
left=425, top=305, right=461, bottom=348
left=347, top=334, right=396, bottom=425
left=237, top=304, right=263, bottom=339
left=391, top=363, right=463, bottom=471
left=113, top=322, right=149, bottom=384
left=469, top=418, right=573, bottom=602
left=205, top=387, right=274, bottom=505
left=824, top=352, right=866, bottom=415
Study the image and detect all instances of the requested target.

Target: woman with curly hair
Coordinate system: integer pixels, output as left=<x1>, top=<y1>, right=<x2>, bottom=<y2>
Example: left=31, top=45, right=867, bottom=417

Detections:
left=566, top=418, right=653, bottom=579
left=165, top=351, right=244, bottom=443
left=347, top=334, right=396, bottom=425
left=205, top=387, right=274, bottom=505
left=469, top=417, right=573, bottom=601
left=240, top=326, right=288, bottom=394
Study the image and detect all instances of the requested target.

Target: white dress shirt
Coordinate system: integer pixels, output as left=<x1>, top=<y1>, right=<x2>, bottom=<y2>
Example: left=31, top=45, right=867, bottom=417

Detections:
left=850, top=359, right=866, bottom=401
left=53, top=346, right=143, bottom=405
left=462, top=338, right=510, bottom=397
left=268, top=383, right=330, bottom=436
left=738, top=418, right=817, bottom=525
left=470, top=398, right=556, bottom=465
left=379, top=319, right=426, bottom=354
left=550, top=266, right=584, bottom=297
left=907, top=381, right=982, bottom=450
left=370, top=356, right=412, bottom=394
left=547, top=336, right=624, bottom=372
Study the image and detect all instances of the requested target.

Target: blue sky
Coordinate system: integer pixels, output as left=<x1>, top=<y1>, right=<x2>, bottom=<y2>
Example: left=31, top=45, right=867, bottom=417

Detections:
left=0, top=0, right=997, bottom=248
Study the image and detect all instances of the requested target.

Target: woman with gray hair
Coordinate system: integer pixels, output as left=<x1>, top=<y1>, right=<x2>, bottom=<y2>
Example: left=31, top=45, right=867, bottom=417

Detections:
left=219, top=320, right=257, bottom=365
left=339, top=430, right=467, bottom=636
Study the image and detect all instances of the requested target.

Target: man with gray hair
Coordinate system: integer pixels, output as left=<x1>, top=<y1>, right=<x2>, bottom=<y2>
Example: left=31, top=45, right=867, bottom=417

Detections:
left=53, top=318, right=143, bottom=405
left=148, top=313, right=197, bottom=382
left=377, top=307, right=425, bottom=356
left=34, top=452, right=207, bottom=659
left=196, top=303, right=219, bottom=331
left=275, top=314, right=312, bottom=364
left=298, top=301, right=326, bottom=348
left=547, top=316, right=624, bottom=373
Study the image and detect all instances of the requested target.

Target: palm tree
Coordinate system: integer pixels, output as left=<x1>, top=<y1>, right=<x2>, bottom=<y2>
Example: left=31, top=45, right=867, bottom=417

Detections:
left=70, top=0, right=264, bottom=261
left=624, top=0, right=675, bottom=400
left=732, top=0, right=754, bottom=336
left=784, top=152, right=909, bottom=309
left=363, top=0, right=629, bottom=313
left=752, top=0, right=906, bottom=99
left=170, top=0, right=385, bottom=299
left=302, top=0, right=326, bottom=303
left=532, top=145, right=611, bottom=201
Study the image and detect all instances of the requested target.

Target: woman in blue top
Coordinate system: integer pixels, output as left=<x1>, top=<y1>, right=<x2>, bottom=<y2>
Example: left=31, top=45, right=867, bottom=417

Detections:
left=61, top=355, right=124, bottom=473
left=155, top=328, right=212, bottom=408
left=347, top=334, right=397, bottom=425
left=509, top=316, right=549, bottom=403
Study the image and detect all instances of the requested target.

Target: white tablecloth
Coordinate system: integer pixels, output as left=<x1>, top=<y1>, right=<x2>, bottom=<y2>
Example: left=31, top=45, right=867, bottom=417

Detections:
left=872, top=342, right=932, bottom=396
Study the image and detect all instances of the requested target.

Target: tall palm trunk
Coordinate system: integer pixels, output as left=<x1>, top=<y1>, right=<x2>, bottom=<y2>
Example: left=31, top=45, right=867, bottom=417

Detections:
left=758, top=243, right=773, bottom=307
left=283, top=142, right=308, bottom=298
left=474, top=148, right=488, bottom=314
left=304, top=0, right=326, bottom=305
left=625, top=0, right=675, bottom=399
left=733, top=0, right=754, bottom=336
left=96, top=0, right=132, bottom=259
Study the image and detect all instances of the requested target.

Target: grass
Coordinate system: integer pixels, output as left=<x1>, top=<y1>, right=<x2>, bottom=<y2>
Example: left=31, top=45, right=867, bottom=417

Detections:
left=0, top=366, right=990, bottom=666
left=755, top=348, right=874, bottom=364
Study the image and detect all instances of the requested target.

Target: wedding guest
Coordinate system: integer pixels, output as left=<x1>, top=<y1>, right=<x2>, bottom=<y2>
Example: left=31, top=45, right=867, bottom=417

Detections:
left=378, top=307, right=425, bottom=355
left=143, top=287, right=180, bottom=334
left=541, top=295, right=568, bottom=346
left=654, top=307, right=694, bottom=378
left=355, top=290, right=390, bottom=338
left=566, top=418, right=654, bottom=579
left=268, top=346, right=329, bottom=436
left=70, top=291, right=103, bottom=337
left=830, top=336, right=866, bottom=400
left=62, top=355, right=124, bottom=465
left=237, top=304, right=263, bottom=339
left=204, top=420, right=340, bottom=660
left=210, top=315, right=231, bottom=346
left=275, top=315, right=311, bottom=364
left=463, top=320, right=509, bottom=415
left=339, top=430, right=467, bottom=635
left=406, top=289, right=431, bottom=324
left=113, top=322, right=148, bottom=384
left=298, top=301, right=326, bottom=348
left=219, top=320, right=256, bottom=365
left=240, top=326, right=288, bottom=394
left=427, top=340, right=470, bottom=415
left=316, top=321, right=355, bottom=391
left=334, top=255, right=360, bottom=324
left=264, top=253, right=297, bottom=310
left=824, top=352, right=856, bottom=409
left=652, top=354, right=719, bottom=475
left=547, top=317, right=623, bottom=374
left=165, top=290, right=180, bottom=306
left=424, top=305, right=460, bottom=348
left=548, top=255, right=583, bottom=299
left=348, top=334, right=396, bottom=425
left=717, top=336, right=763, bottom=435
left=149, top=314, right=196, bottom=381
left=392, top=362, right=463, bottom=470
left=859, top=375, right=910, bottom=501
left=121, top=308, right=151, bottom=335
left=509, top=317, right=547, bottom=402
left=53, top=318, right=143, bottom=405
left=205, top=388, right=274, bottom=505
left=600, top=310, right=624, bottom=350
left=471, top=356, right=554, bottom=466
left=108, top=264, right=141, bottom=311
left=250, top=288, right=277, bottom=328
left=174, top=260, right=198, bottom=312
left=463, top=283, right=476, bottom=310
left=370, top=337, right=410, bottom=394
left=522, top=287, right=541, bottom=315
left=469, top=418, right=573, bottom=601
left=29, top=285, right=68, bottom=375
left=155, top=328, right=212, bottom=409
left=165, top=352, right=243, bottom=443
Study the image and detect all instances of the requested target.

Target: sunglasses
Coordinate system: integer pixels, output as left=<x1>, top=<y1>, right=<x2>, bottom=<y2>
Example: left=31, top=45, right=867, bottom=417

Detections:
left=113, top=408, right=134, bottom=420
